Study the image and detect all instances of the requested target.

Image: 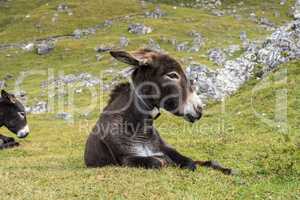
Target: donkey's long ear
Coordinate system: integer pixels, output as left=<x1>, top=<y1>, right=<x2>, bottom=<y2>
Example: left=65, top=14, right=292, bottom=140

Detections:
left=110, top=51, right=140, bottom=66
left=1, top=90, right=16, bottom=104
left=110, top=50, right=152, bottom=66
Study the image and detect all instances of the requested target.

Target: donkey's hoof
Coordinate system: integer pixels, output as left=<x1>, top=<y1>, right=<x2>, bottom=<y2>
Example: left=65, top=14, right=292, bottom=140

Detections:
left=0, top=140, right=20, bottom=150
left=181, top=161, right=197, bottom=171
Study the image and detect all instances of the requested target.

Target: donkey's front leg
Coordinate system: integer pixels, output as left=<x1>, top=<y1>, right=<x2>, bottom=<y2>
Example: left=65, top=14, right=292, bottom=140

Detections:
left=0, top=134, right=19, bottom=149
left=160, top=145, right=196, bottom=171
left=123, top=156, right=166, bottom=169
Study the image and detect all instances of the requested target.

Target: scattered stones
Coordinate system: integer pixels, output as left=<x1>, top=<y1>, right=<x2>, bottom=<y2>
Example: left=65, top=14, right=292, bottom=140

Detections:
left=186, top=57, right=254, bottom=103
left=259, top=17, right=276, bottom=30
left=211, top=9, right=225, bottom=16
left=0, top=80, right=6, bottom=89
left=189, top=31, right=204, bottom=52
left=176, top=42, right=189, bottom=52
left=180, top=0, right=222, bottom=9
left=240, top=31, right=248, bottom=42
left=257, top=21, right=300, bottom=70
left=147, top=38, right=161, bottom=52
left=104, top=20, right=113, bottom=27
left=119, top=36, right=129, bottom=48
left=41, top=72, right=101, bottom=89
left=29, top=101, right=48, bottom=114
left=36, top=41, right=54, bottom=55
left=224, top=45, right=240, bottom=55
left=57, top=3, right=69, bottom=12
left=73, top=28, right=96, bottom=39
left=280, top=0, right=286, bottom=6
left=187, top=18, right=300, bottom=104
left=95, top=44, right=114, bottom=52
left=52, top=13, right=59, bottom=23
left=22, top=43, right=34, bottom=52
left=294, top=0, right=300, bottom=19
left=208, top=48, right=227, bottom=65
left=145, top=6, right=166, bottom=19
left=56, top=112, right=72, bottom=121
left=128, top=23, right=152, bottom=35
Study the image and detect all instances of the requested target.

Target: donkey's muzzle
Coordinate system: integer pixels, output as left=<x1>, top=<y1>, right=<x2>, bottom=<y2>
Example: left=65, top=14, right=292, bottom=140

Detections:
left=184, top=112, right=202, bottom=123
left=17, top=125, right=30, bottom=138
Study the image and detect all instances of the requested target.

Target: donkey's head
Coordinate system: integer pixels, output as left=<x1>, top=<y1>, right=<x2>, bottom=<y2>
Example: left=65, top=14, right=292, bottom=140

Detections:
left=0, top=90, right=30, bottom=138
left=110, top=49, right=202, bottom=123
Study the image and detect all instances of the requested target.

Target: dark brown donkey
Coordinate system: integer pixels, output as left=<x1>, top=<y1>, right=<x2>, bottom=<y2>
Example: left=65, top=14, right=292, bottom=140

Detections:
left=0, top=90, right=30, bottom=149
left=84, top=49, right=234, bottom=174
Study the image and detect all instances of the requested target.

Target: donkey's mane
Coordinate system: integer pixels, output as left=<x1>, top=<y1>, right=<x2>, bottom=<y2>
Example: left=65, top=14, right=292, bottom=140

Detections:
left=108, top=82, right=131, bottom=104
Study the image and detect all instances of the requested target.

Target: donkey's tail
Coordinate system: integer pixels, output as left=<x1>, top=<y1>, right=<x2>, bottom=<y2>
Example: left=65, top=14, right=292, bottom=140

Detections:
left=194, top=160, right=239, bottom=175
left=0, top=141, right=19, bottom=150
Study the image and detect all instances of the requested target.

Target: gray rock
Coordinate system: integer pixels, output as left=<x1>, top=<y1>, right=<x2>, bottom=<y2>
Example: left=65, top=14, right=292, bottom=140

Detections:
left=41, top=72, right=101, bottom=90
left=73, top=29, right=83, bottom=39
left=57, top=3, right=69, bottom=12
left=22, top=43, right=35, bottom=52
left=240, top=31, right=248, bottom=41
left=36, top=41, right=54, bottom=55
left=147, top=38, right=161, bottom=52
left=73, top=28, right=96, bottom=39
left=30, top=101, right=48, bottom=114
left=225, top=45, right=240, bottom=55
left=56, top=112, right=72, bottom=121
left=104, top=20, right=113, bottom=27
left=188, top=30, right=204, bottom=52
left=119, top=36, right=129, bottom=48
left=176, top=42, right=189, bottom=52
left=95, top=45, right=113, bottom=52
left=211, top=9, right=225, bottom=16
left=294, top=0, right=300, bottom=19
left=259, top=17, right=276, bottom=28
left=208, top=48, right=227, bottom=65
left=0, top=80, right=6, bottom=89
left=145, top=6, right=166, bottom=19
left=280, top=0, right=286, bottom=5
left=186, top=56, right=254, bottom=103
left=187, top=18, right=300, bottom=104
left=128, top=23, right=152, bottom=35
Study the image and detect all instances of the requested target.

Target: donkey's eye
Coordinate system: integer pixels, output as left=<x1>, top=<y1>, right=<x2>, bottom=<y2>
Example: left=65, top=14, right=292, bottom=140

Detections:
left=166, top=72, right=180, bottom=80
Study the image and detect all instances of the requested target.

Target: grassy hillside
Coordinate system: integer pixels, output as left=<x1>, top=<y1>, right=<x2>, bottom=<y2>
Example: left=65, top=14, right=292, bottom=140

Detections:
left=0, top=0, right=299, bottom=199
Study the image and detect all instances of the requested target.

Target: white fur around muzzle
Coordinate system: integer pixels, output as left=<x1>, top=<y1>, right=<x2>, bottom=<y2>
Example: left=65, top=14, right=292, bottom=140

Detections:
left=17, top=125, right=30, bottom=138
left=183, top=91, right=203, bottom=118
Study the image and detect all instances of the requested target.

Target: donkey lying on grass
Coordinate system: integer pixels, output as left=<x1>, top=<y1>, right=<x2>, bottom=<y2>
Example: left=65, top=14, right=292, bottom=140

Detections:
left=0, top=90, right=30, bottom=149
left=85, top=49, right=234, bottom=174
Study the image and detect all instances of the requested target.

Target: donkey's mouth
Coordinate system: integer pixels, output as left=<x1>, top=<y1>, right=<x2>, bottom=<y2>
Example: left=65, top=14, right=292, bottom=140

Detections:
left=184, top=113, right=202, bottom=123
left=17, top=125, right=30, bottom=138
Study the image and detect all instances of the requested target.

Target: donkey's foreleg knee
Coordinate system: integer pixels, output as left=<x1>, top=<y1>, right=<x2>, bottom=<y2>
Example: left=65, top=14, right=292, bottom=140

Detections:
left=123, top=156, right=165, bottom=169
left=160, top=145, right=196, bottom=171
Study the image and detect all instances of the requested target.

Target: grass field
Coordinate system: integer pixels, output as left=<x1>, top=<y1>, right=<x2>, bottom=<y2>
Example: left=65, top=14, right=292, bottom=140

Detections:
left=0, top=0, right=299, bottom=199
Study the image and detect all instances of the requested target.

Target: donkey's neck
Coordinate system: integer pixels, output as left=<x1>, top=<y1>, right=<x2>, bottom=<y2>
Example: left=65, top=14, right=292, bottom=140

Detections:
left=0, top=99, right=5, bottom=126
left=105, top=82, right=155, bottom=127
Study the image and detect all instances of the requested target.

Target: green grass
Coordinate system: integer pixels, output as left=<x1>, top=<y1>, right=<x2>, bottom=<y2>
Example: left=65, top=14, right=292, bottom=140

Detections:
left=0, top=0, right=299, bottom=199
